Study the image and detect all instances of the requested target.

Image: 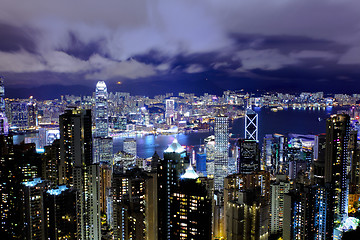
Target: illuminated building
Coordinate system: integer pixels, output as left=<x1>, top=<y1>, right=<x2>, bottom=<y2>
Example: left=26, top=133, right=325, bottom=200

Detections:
left=270, top=175, right=290, bottom=235
left=22, top=178, right=48, bottom=240
left=44, top=185, right=77, bottom=239
left=123, top=138, right=137, bottom=157
left=95, top=81, right=109, bottom=137
left=214, top=115, right=229, bottom=191
left=99, top=162, right=112, bottom=214
left=325, top=114, right=350, bottom=236
left=165, top=99, right=175, bottom=125
left=313, top=134, right=326, bottom=185
left=9, top=100, right=29, bottom=130
left=93, top=136, right=113, bottom=164
left=245, top=107, right=258, bottom=141
left=237, top=139, right=260, bottom=174
left=0, top=76, right=5, bottom=114
left=112, top=167, right=149, bottom=240
left=196, top=150, right=207, bottom=176
left=205, top=135, right=215, bottom=177
left=261, top=134, right=286, bottom=172
left=0, top=112, right=9, bottom=135
left=224, top=171, right=270, bottom=240
left=27, top=98, right=37, bottom=128
left=158, top=138, right=188, bottom=239
left=59, top=108, right=101, bottom=239
left=42, top=139, right=60, bottom=186
left=170, top=165, right=212, bottom=239
left=114, top=151, right=136, bottom=171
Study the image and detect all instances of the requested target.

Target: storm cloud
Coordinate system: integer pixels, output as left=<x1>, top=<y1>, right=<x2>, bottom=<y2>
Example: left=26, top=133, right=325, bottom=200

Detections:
left=0, top=0, right=360, bottom=95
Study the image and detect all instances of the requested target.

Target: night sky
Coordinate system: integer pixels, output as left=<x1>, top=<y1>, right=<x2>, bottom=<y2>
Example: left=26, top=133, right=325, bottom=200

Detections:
left=1, top=0, right=360, bottom=99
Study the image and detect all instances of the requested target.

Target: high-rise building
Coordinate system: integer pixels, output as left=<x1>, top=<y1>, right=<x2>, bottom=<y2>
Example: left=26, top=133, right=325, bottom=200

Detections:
left=95, top=81, right=109, bottom=137
left=0, top=76, right=5, bottom=114
left=325, top=114, right=350, bottom=236
left=93, top=136, right=113, bottom=164
left=312, top=134, right=326, bottom=185
left=44, top=185, right=77, bottom=239
left=165, top=99, right=175, bottom=125
left=270, top=175, right=291, bottom=235
left=27, top=97, right=37, bottom=128
left=158, top=139, right=188, bottom=239
left=224, top=171, right=270, bottom=240
left=237, top=139, right=260, bottom=174
left=214, top=115, right=229, bottom=191
left=112, top=167, right=149, bottom=240
left=245, top=107, right=258, bottom=141
left=123, top=138, right=137, bottom=157
left=205, top=135, right=215, bottom=177
left=171, top=165, right=212, bottom=239
left=59, top=108, right=101, bottom=239
left=22, top=178, right=48, bottom=240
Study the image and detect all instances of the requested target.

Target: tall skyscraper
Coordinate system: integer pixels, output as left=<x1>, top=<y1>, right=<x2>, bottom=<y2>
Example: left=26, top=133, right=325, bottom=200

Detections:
left=59, top=108, right=101, bottom=239
left=270, top=175, right=290, bottom=235
left=224, top=171, right=270, bottom=240
left=245, top=107, right=258, bottom=141
left=123, top=138, right=137, bottom=157
left=95, top=81, right=108, bottom=137
left=171, top=165, right=212, bottom=239
left=214, top=115, right=229, bottom=191
left=205, top=135, right=215, bottom=177
left=0, top=76, right=5, bottom=114
left=237, top=139, right=260, bottom=174
left=324, top=114, right=350, bottom=237
left=165, top=99, right=175, bottom=125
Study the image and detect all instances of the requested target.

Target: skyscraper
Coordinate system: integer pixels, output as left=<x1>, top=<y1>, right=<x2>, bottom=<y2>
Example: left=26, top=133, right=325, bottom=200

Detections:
left=59, top=108, right=101, bottom=239
left=165, top=99, right=175, bottom=125
left=237, top=139, right=260, bottom=174
left=0, top=76, right=5, bottom=114
left=214, top=115, right=229, bottom=191
left=245, top=107, right=258, bottom=141
left=95, top=81, right=108, bottom=137
left=324, top=114, right=350, bottom=237
left=123, top=138, right=137, bottom=157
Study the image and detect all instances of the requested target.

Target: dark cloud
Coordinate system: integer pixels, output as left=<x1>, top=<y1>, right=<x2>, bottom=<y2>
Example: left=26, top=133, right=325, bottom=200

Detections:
left=0, top=22, right=37, bottom=53
left=0, top=0, right=360, bottom=96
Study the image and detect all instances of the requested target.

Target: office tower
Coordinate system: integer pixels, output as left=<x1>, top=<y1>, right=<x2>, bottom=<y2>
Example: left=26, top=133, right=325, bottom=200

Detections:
left=224, top=171, right=270, bottom=240
left=59, top=108, right=92, bottom=185
left=270, top=175, right=290, bottom=235
left=27, top=97, right=37, bottom=128
left=0, top=112, right=9, bottom=135
left=0, top=136, right=43, bottom=238
left=325, top=114, right=350, bottom=236
left=0, top=76, right=5, bottom=114
left=22, top=178, right=48, bottom=240
left=93, top=136, right=113, bottom=164
left=158, top=139, right=188, bottom=239
left=165, top=99, right=175, bottom=125
left=99, top=162, right=112, bottom=214
left=313, top=134, right=326, bottom=185
left=59, top=108, right=101, bottom=239
left=237, top=139, right=260, bottom=174
left=245, top=107, right=258, bottom=141
left=205, top=135, right=215, bottom=177
left=95, top=81, right=108, bottom=137
left=42, top=139, right=60, bottom=186
left=146, top=162, right=158, bottom=240
left=171, top=165, right=212, bottom=239
left=9, top=100, right=29, bottom=129
left=44, top=185, right=77, bottom=239
left=112, top=167, right=149, bottom=240
left=214, top=115, right=229, bottom=191
left=123, top=138, right=137, bottom=157
left=261, top=134, right=286, bottom=173
left=196, top=150, right=207, bottom=176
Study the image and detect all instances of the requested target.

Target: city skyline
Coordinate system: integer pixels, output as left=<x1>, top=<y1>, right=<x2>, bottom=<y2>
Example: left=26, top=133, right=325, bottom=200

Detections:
left=1, top=1, right=360, bottom=99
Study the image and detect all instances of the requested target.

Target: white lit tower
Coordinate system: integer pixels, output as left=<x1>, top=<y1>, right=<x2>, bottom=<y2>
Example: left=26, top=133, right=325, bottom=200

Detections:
left=93, top=81, right=113, bottom=164
left=95, top=81, right=108, bottom=137
left=165, top=99, right=175, bottom=125
left=245, top=107, right=258, bottom=141
left=214, top=114, right=229, bottom=191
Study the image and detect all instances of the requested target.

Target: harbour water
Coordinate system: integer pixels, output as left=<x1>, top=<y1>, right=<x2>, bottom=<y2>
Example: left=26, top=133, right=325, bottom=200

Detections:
left=114, top=106, right=345, bottom=158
